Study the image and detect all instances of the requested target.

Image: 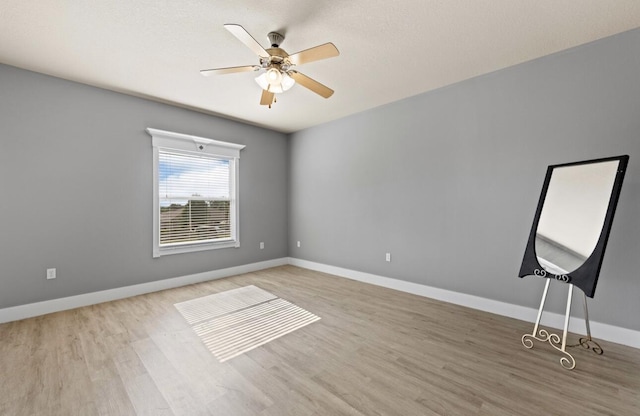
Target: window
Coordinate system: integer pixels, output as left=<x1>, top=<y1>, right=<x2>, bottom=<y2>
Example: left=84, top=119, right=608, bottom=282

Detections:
left=146, top=128, right=245, bottom=257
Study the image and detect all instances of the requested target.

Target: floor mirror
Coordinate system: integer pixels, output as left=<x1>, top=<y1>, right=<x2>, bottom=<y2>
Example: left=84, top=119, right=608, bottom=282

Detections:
left=518, top=155, right=629, bottom=369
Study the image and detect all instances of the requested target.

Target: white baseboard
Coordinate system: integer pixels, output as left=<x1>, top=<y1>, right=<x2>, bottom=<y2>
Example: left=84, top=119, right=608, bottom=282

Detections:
left=3, top=256, right=638, bottom=350
left=288, top=258, right=640, bottom=349
left=0, top=258, right=289, bottom=324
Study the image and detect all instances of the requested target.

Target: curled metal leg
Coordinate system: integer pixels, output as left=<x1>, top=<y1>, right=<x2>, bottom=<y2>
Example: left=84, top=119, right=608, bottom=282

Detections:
left=577, top=292, right=603, bottom=355
left=577, top=337, right=603, bottom=355
left=522, top=328, right=555, bottom=348
left=560, top=352, right=576, bottom=370
left=567, top=334, right=604, bottom=355
left=521, top=333, right=535, bottom=349
left=521, top=282, right=577, bottom=370
left=522, top=328, right=576, bottom=370
left=567, top=292, right=604, bottom=355
left=522, top=279, right=551, bottom=350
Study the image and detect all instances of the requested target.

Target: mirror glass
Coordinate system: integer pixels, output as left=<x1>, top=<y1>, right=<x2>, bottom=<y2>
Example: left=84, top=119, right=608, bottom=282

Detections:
left=535, top=160, right=619, bottom=275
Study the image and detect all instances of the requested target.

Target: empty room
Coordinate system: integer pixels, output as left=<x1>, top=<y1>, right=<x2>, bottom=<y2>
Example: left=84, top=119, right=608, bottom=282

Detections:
left=1, top=1, right=639, bottom=415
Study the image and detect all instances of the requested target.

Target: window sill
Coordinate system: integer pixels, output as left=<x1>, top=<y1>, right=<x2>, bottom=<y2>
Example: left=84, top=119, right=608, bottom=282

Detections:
left=153, top=240, right=239, bottom=258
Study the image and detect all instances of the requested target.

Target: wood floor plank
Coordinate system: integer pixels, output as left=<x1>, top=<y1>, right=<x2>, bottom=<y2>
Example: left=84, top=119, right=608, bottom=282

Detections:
left=131, top=337, right=213, bottom=415
left=0, top=265, right=638, bottom=415
left=112, top=344, right=175, bottom=416
left=92, top=376, right=138, bottom=416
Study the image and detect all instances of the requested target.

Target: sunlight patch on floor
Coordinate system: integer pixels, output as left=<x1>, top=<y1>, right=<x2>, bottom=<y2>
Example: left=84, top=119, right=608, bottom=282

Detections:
left=175, top=285, right=320, bottom=362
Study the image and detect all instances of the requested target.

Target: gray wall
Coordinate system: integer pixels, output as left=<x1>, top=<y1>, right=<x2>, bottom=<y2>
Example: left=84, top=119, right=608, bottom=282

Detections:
left=289, top=28, right=640, bottom=331
left=2, top=29, right=639, bottom=332
left=0, top=64, right=288, bottom=308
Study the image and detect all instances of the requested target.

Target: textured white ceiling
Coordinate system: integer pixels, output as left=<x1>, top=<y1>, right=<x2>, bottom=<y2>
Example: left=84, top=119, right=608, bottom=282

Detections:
left=1, top=1, right=640, bottom=133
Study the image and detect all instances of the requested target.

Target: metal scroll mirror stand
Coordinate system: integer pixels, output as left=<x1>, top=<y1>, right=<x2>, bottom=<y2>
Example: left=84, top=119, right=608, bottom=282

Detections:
left=518, top=155, right=628, bottom=370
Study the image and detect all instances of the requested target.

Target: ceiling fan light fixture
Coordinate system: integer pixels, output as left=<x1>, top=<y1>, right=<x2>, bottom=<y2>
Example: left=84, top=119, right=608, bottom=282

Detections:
left=269, top=83, right=285, bottom=94
left=266, top=68, right=282, bottom=85
left=255, top=69, right=295, bottom=94
left=281, top=73, right=295, bottom=91
left=255, top=72, right=270, bottom=90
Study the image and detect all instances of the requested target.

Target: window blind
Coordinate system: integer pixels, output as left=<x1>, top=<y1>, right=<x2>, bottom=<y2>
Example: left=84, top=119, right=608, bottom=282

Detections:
left=158, top=150, right=232, bottom=246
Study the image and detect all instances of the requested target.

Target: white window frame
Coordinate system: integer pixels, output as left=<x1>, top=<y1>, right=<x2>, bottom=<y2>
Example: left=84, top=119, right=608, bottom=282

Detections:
left=146, top=128, right=245, bottom=258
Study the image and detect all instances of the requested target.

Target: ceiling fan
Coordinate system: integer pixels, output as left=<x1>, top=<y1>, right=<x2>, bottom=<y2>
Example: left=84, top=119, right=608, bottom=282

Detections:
left=200, top=24, right=339, bottom=108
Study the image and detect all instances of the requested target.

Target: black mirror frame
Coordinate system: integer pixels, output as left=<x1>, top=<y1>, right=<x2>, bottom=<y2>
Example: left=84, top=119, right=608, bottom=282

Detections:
left=518, top=155, right=629, bottom=298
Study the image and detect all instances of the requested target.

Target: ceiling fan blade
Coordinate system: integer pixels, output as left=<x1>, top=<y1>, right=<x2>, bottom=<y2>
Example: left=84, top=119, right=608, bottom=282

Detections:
left=289, top=71, right=334, bottom=98
left=224, top=24, right=269, bottom=58
left=288, top=43, right=339, bottom=66
left=260, top=89, right=275, bottom=106
left=200, top=65, right=259, bottom=76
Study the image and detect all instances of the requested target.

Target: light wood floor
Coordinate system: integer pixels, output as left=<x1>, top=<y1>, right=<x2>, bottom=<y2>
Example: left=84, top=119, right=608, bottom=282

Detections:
left=1, top=265, right=638, bottom=415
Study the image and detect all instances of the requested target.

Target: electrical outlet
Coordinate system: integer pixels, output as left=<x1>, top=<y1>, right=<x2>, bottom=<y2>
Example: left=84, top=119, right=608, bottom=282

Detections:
left=297, top=241, right=301, bottom=248
left=46, top=268, right=56, bottom=280
left=260, top=242, right=264, bottom=250
left=385, top=253, right=391, bottom=262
